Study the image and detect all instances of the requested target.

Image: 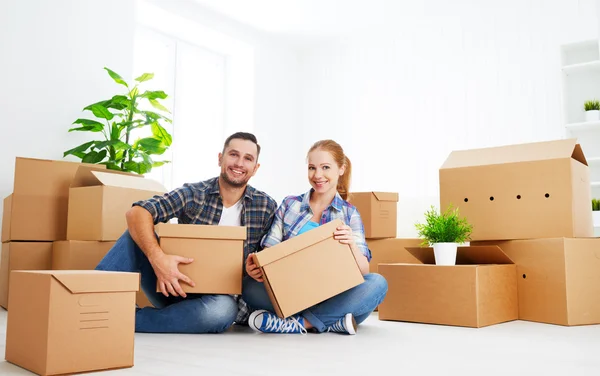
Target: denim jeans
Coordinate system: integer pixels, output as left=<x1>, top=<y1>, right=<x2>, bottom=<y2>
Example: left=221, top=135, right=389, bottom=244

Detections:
left=242, top=273, right=388, bottom=332
left=95, top=230, right=238, bottom=334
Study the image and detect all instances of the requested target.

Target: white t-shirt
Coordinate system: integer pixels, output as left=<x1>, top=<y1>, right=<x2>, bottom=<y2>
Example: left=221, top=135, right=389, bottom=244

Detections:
left=218, top=199, right=243, bottom=226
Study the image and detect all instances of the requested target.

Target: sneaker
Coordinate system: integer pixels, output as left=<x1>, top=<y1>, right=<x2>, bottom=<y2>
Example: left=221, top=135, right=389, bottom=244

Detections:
left=326, top=313, right=357, bottom=335
left=248, top=310, right=307, bottom=334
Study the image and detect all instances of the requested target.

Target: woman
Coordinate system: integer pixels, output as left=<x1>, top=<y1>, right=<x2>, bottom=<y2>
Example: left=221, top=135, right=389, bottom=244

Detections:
left=243, top=139, right=388, bottom=335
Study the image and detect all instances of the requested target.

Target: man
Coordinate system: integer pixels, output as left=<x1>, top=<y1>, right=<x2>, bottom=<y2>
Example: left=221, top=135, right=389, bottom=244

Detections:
left=96, top=132, right=277, bottom=334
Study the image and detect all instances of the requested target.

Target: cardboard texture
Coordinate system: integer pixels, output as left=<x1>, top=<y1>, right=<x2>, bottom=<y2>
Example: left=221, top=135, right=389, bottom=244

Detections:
left=156, top=223, right=247, bottom=294
left=1, top=157, right=103, bottom=242
left=367, top=238, right=423, bottom=274
left=52, top=240, right=153, bottom=308
left=0, top=242, right=52, bottom=310
left=350, top=192, right=398, bottom=239
left=5, top=270, right=138, bottom=375
left=439, top=139, right=593, bottom=241
left=378, top=246, right=518, bottom=328
left=67, top=167, right=167, bottom=241
left=253, top=219, right=364, bottom=318
left=473, top=238, right=600, bottom=326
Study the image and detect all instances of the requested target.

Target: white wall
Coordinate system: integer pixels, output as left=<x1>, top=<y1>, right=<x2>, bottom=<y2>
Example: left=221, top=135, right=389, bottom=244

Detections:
left=0, top=0, right=136, bottom=200
left=297, top=0, right=599, bottom=237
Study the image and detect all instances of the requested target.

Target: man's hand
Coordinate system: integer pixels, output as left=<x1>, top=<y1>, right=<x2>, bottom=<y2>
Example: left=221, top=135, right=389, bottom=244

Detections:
left=246, top=254, right=263, bottom=282
left=149, top=253, right=196, bottom=298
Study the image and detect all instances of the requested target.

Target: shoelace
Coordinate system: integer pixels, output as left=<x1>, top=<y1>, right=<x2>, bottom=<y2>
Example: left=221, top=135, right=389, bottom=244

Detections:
left=264, top=314, right=308, bottom=334
left=327, top=318, right=346, bottom=333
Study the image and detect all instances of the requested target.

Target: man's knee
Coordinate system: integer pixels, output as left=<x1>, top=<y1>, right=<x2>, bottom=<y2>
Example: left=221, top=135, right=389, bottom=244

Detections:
left=190, top=295, right=237, bottom=334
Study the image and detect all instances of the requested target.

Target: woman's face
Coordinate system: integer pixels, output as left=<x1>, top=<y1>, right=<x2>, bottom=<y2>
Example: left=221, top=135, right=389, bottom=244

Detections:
left=307, top=149, right=345, bottom=196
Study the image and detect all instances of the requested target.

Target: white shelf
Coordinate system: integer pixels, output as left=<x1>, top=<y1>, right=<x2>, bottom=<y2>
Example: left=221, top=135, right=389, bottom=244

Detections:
left=562, top=61, right=600, bottom=75
left=565, top=120, right=600, bottom=131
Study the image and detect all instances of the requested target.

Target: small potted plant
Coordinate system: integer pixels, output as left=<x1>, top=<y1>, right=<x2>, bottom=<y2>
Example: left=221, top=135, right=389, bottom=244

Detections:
left=592, top=198, right=600, bottom=226
left=584, top=99, right=600, bottom=122
left=415, top=204, right=473, bottom=266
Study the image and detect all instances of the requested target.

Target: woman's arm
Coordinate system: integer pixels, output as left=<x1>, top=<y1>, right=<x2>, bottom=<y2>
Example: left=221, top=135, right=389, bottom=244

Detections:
left=333, top=207, right=371, bottom=275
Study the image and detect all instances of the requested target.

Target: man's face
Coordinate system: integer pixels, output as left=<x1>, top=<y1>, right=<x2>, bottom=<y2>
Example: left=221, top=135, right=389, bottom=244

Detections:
left=218, top=138, right=260, bottom=188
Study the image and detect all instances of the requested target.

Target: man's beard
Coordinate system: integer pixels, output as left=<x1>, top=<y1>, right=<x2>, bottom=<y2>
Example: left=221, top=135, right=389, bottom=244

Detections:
left=220, top=171, right=248, bottom=188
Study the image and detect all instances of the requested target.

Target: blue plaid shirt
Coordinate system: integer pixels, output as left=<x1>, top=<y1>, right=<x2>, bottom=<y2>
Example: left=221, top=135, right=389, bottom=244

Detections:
left=261, top=190, right=372, bottom=261
left=133, top=176, right=278, bottom=324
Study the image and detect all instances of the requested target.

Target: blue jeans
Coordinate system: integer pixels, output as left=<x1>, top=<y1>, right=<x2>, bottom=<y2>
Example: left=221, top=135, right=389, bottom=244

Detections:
left=95, top=230, right=238, bottom=334
left=242, top=273, right=388, bottom=332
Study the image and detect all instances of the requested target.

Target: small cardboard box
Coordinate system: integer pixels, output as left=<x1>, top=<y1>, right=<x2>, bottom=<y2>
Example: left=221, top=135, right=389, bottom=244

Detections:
left=5, top=270, right=138, bottom=376
left=367, top=238, right=423, bottom=274
left=0, top=242, right=52, bottom=309
left=440, top=138, right=592, bottom=241
left=350, top=192, right=398, bottom=239
left=156, top=223, right=246, bottom=294
left=473, top=238, right=600, bottom=326
left=253, top=219, right=364, bottom=318
left=2, top=157, right=103, bottom=242
left=67, top=167, right=166, bottom=241
left=378, top=246, right=518, bottom=328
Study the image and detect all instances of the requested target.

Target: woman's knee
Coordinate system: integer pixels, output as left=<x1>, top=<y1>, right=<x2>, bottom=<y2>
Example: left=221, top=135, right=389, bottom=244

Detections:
left=365, top=273, right=388, bottom=299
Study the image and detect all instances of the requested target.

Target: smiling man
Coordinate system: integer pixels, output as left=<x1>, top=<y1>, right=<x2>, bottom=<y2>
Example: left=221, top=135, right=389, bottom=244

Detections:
left=95, top=132, right=278, bottom=334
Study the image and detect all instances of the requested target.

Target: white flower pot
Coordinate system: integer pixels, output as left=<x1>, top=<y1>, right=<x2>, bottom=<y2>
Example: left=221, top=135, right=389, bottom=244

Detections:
left=593, top=211, right=600, bottom=227
left=585, top=110, right=600, bottom=122
left=432, top=242, right=458, bottom=266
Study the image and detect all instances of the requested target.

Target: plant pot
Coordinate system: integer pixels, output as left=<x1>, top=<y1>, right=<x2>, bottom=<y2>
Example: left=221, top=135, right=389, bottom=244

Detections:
left=593, top=211, right=600, bottom=227
left=585, top=110, right=600, bottom=122
left=432, top=242, right=458, bottom=266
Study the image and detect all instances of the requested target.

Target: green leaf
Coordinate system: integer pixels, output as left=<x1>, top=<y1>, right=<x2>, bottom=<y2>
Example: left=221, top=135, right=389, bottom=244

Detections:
left=63, top=141, right=96, bottom=158
left=152, top=161, right=170, bottom=167
left=130, top=87, right=139, bottom=98
left=69, top=119, right=104, bottom=132
left=414, top=204, right=473, bottom=245
left=109, top=95, right=130, bottom=110
left=137, top=137, right=167, bottom=155
left=104, top=67, right=128, bottom=87
left=82, top=150, right=108, bottom=164
left=151, top=122, right=172, bottom=146
left=124, top=161, right=151, bottom=175
left=140, top=90, right=167, bottom=100
left=89, top=104, right=114, bottom=120
left=149, top=99, right=170, bottom=113
left=135, top=73, right=154, bottom=83
left=137, top=110, right=172, bottom=123
left=94, top=140, right=131, bottom=151
left=100, top=162, right=121, bottom=171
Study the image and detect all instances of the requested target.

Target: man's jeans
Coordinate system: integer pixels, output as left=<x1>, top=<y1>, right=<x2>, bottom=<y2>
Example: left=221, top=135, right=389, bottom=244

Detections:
left=242, top=273, right=388, bottom=332
left=95, top=230, right=238, bottom=334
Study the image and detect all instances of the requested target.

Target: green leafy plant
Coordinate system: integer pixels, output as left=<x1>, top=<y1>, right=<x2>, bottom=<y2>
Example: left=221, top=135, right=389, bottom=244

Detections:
left=415, top=204, right=473, bottom=246
left=592, top=198, right=600, bottom=211
left=64, top=67, right=173, bottom=174
left=584, top=99, right=600, bottom=111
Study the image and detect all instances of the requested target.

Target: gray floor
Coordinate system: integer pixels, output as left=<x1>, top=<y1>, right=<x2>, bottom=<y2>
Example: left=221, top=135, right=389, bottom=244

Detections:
left=1, top=309, right=599, bottom=375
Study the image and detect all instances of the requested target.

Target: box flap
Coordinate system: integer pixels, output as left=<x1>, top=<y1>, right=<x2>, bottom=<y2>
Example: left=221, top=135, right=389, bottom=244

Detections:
left=372, top=192, right=399, bottom=202
left=70, top=166, right=126, bottom=188
left=156, top=223, right=247, bottom=240
left=254, top=219, right=344, bottom=267
left=44, top=270, right=138, bottom=293
left=71, top=167, right=166, bottom=192
left=440, top=139, right=587, bottom=169
left=405, top=245, right=514, bottom=265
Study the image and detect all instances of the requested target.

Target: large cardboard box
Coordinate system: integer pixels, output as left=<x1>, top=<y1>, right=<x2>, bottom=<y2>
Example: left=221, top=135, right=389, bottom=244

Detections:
left=67, top=167, right=166, bottom=241
left=253, top=219, right=364, bottom=318
left=2, top=157, right=102, bottom=242
left=439, top=138, right=593, bottom=241
left=5, top=270, right=138, bottom=375
left=156, top=223, right=246, bottom=294
left=473, top=238, right=600, bottom=326
left=350, top=192, right=398, bottom=239
left=52, top=240, right=153, bottom=308
left=367, top=238, right=423, bottom=274
left=0, top=242, right=52, bottom=309
left=378, top=246, right=518, bottom=328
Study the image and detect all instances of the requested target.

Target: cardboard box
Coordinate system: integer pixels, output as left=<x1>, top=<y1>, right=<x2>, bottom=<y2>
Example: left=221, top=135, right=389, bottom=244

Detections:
left=378, top=246, right=518, bottom=328
left=367, top=238, right=423, bottom=274
left=2, top=157, right=102, bottom=242
left=350, top=192, right=398, bottom=239
left=439, top=138, right=593, bottom=241
left=253, top=219, right=364, bottom=318
left=5, top=270, right=138, bottom=375
left=52, top=240, right=154, bottom=308
left=156, top=223, right=246, bottom=294
left=67, top=167, right=166, bottom=241
left=0, top=242, right=52, bottom=309
left=473, top=238, right=600, bottom=326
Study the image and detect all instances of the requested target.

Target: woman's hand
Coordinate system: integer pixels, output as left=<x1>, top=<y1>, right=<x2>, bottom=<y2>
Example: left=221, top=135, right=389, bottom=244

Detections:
left=334, top=224, right=356, bottom=247
left=246, top=254, right=264, bottom=282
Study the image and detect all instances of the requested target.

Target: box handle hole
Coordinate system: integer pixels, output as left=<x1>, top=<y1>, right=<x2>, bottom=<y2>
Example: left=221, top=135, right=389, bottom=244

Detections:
left=464, top=198, right=468, bottom=202
left=489, top=196, right=494, bottom=201
left=522, top=274, right=527, bottom=279
left=545, top=193, right=550, bottom=198
left=516, top=195, right=521, bottom=199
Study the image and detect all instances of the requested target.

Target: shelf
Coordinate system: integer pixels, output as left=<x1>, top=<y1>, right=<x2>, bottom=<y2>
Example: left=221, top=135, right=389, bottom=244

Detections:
left=565, top=121, right=600, bottom=131
left=562, top=60, right=600, bottom=75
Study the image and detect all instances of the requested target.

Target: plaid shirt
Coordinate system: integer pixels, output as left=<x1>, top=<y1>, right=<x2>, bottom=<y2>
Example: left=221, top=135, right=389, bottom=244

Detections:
left=133, top=176, right=277, bottom=324
left=261, top=190, right=372, bottom=261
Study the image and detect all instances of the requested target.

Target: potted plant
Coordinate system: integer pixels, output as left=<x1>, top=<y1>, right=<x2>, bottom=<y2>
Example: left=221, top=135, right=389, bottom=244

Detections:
left=592, top=198, right=600, bottom=226
left=584, top=99, right=600, bottom=122
left=63, top=67, right=173, bottom=174
left=415, top=204, right=473, bottom=266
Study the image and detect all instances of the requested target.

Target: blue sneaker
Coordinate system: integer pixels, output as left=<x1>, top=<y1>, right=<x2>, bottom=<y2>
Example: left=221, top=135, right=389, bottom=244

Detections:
left=326, top=313, right=357, bottom=335
left=248, top=310, right=307, bottom=334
